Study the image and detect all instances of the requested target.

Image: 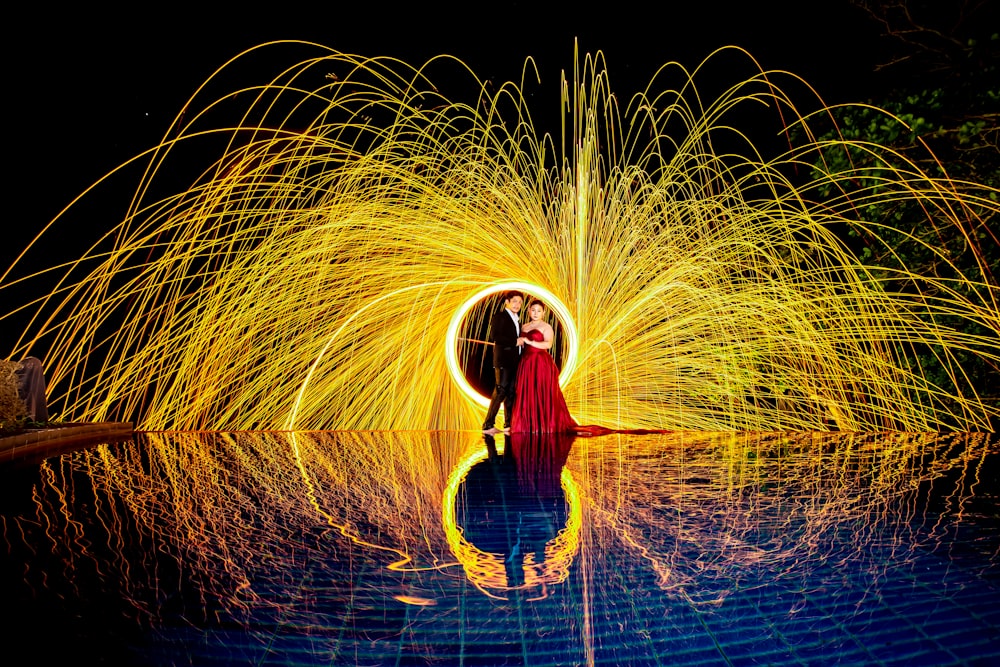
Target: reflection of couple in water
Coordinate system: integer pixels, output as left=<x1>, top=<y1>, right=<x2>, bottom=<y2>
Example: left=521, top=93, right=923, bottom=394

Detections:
left=481, top=291, right=577, bottom=434
left=466, top=430, right=578, bottom=591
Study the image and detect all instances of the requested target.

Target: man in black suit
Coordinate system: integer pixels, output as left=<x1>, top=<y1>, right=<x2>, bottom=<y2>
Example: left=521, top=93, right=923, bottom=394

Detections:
left=482, top=291, right=525, bottom=433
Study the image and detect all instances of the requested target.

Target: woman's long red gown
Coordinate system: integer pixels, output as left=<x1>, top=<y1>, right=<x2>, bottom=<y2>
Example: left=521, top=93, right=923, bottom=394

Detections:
left=510, top=329, right=577, bottom=433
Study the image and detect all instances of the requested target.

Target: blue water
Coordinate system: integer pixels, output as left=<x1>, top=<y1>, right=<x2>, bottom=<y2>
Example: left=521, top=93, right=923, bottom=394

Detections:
left=2, top=431, right=997, bottom=665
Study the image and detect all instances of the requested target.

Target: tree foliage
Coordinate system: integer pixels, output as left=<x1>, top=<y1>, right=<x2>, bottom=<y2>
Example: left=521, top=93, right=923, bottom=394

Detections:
left=799, top=0, right=999, bottom=413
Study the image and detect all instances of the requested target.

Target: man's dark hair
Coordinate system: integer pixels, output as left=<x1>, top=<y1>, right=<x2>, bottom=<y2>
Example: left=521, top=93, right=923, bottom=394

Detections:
left=504, top=290, right=524, bottom=301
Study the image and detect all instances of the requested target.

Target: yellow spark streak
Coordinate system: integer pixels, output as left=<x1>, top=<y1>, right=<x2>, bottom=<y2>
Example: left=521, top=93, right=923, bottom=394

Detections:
left=1, top=42, right=997, bottom=430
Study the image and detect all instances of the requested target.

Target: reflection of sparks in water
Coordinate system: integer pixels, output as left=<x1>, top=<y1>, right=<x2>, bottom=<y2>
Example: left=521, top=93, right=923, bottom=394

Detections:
left=393, top=595, right=437, bottom=606
left=10, top=431, right=997, bottom=627
left=2, top=43, right=998, bottom=430
left=441, top=441, right=582, bottom=599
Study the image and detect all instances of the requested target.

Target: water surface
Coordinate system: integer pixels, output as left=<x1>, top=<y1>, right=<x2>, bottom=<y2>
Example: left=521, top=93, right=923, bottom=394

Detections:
left=2, top=431, right=997, bottom=665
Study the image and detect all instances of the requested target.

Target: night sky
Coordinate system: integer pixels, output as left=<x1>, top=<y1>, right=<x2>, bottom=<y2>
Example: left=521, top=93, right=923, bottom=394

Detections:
left=4, top=1, right=889, bottom=350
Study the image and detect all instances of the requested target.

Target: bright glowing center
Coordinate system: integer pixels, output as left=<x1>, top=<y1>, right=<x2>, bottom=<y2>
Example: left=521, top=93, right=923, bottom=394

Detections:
left=445, top=282, right=578, bottom=408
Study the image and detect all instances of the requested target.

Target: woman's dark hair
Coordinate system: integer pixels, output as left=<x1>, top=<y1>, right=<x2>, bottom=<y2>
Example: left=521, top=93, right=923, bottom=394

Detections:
left=528, top=299, right=545, bottom=310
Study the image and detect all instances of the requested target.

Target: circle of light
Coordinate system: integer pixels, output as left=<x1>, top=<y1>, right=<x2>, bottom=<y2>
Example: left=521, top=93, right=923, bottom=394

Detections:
left=445, top=282, right=579, bottom=408
left=441, top=443, right=582, bottom=598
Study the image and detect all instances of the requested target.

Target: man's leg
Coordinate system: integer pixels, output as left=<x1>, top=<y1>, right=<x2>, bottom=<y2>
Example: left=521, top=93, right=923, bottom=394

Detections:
left=482, top=367, right=508, bottom=430
left=499, top=366, right=517, bottom=429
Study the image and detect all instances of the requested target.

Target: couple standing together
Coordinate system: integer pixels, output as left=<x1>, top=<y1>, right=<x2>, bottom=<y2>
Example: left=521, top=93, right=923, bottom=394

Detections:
left=482, top=291, right=577, bottom=434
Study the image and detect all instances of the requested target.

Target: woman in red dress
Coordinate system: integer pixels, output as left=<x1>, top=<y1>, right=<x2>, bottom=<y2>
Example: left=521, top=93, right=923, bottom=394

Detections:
left=510, top=300, right=578, bottom=433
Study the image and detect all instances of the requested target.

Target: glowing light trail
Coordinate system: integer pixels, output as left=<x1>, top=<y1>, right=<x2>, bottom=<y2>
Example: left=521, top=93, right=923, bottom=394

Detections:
left=1, top=42, right=997, bottom=430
